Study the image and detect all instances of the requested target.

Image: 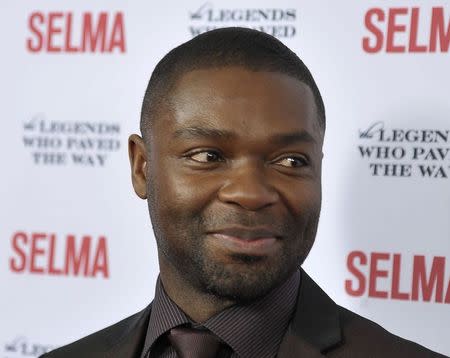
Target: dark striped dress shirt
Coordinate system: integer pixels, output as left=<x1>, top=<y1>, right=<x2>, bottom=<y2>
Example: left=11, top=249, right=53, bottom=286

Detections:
left=140, top=270, right=300, bottom=358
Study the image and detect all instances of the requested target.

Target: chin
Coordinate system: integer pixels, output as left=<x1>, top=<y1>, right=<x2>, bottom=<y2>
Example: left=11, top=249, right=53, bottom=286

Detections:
left=198, top=255, right=296, bottom=303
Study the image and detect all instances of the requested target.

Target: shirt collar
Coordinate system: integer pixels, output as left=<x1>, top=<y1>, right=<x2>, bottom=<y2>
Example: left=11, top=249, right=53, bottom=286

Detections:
left=142, top=276, right=190, bottom=356
left=142, top=270, right=300, bottom=358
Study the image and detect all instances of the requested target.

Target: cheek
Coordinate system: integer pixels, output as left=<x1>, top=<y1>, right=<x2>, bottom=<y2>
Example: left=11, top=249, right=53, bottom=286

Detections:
left=150, top=163, right=221, bottom=220
left=279, top=180, right=322, bottom=217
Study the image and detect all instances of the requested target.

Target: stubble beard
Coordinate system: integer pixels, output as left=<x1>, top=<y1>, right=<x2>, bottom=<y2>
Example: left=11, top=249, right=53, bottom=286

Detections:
left=148, top=194, right=320, bottom=303
left=192, top=211, right=319, bottom=302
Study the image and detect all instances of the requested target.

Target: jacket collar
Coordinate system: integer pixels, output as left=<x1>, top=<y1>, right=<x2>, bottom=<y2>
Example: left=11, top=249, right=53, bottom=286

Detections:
left=277, top=269, right=342, bottom=357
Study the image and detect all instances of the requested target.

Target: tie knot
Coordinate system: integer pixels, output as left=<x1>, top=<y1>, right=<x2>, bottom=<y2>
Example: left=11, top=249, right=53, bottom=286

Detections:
left=168, top=326, right=223, bottom=358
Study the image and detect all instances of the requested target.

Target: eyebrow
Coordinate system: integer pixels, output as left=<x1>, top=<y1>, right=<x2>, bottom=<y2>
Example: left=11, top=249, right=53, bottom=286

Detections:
left=271, top=131, right=317, bottom=145
left=172, top=126, right=317, bottom=145
left=173, top=127, right=236, bottom=140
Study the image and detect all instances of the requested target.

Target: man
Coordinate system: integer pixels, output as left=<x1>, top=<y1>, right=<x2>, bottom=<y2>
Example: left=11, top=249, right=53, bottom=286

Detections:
left=42, top=28, right=446, bottom=358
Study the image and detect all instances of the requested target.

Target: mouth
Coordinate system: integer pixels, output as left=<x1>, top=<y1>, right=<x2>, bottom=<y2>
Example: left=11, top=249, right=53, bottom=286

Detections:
left=207, top=227, right=281, bottom=256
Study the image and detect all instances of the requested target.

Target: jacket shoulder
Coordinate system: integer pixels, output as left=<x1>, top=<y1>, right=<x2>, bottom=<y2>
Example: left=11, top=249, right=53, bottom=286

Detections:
left=330, top=306, right=447, bottom=357
left=288, top=270, right=448, bottom=357
left=40, top=305, right=151, bottom=358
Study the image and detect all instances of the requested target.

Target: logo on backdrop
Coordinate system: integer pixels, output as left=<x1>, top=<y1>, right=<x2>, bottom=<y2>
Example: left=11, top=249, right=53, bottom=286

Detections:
left=26, top=11, right=126, bottom=53
left=188, top=3, right=297, bottom=38
left=9, top=231, right=110, bottom=278
left=22, top=114, right=121, bottom=167
left=345, top=251, right=450, bottom=304
left=357, top=121, right=450, bottom=179
left=362, top=6, right=449, bottom=53
left=2, top=336, right=54, bottom=357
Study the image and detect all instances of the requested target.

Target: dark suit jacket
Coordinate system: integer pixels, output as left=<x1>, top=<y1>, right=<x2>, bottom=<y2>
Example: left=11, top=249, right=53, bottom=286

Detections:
left=41, top=270, right=447, bottom=357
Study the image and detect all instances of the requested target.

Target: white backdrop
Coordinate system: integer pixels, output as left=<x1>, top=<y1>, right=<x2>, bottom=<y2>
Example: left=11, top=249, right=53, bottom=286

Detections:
left=1, top=1, right=449, bottom=356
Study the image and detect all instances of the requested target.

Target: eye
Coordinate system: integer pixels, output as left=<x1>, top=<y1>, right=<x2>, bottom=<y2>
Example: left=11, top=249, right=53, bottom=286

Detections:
left=274, top=156, right=307, bottom=168
left=188, top=150, right=224, bottom=163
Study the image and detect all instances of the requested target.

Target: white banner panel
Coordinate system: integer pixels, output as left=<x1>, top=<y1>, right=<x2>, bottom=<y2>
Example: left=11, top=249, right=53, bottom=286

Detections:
left=1, top=1, right=449, bottom=356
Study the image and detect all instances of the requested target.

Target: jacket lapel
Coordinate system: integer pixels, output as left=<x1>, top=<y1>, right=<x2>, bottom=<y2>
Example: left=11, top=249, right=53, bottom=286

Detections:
left=105, top=304, right=152, bottom=358
left=277, top=269, right=342, bottom=358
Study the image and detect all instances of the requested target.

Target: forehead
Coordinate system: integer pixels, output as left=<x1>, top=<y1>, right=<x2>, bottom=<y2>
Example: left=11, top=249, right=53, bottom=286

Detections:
left=157, top=67, right=322, bottom=143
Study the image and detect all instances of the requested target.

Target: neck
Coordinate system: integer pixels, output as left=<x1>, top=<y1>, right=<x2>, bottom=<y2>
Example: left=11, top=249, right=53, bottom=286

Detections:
left=158, top=256, right=235, bottom=323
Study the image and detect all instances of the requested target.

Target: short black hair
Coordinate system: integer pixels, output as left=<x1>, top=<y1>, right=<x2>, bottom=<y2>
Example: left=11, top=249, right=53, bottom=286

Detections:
left=140, top=27, right=325, bottom=138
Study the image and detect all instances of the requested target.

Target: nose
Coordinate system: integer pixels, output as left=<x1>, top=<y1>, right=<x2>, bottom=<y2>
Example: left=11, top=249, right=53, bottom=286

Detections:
left=217, top=162, right=279, bottom=211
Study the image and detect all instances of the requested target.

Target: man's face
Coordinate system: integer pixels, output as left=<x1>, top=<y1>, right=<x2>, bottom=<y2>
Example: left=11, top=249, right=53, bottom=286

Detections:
left=132, top=67, right=323, bottom=302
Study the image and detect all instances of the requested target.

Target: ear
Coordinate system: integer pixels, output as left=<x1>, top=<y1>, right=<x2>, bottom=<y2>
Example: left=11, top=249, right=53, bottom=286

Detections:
left=128, top=134, right=148, bottom=199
